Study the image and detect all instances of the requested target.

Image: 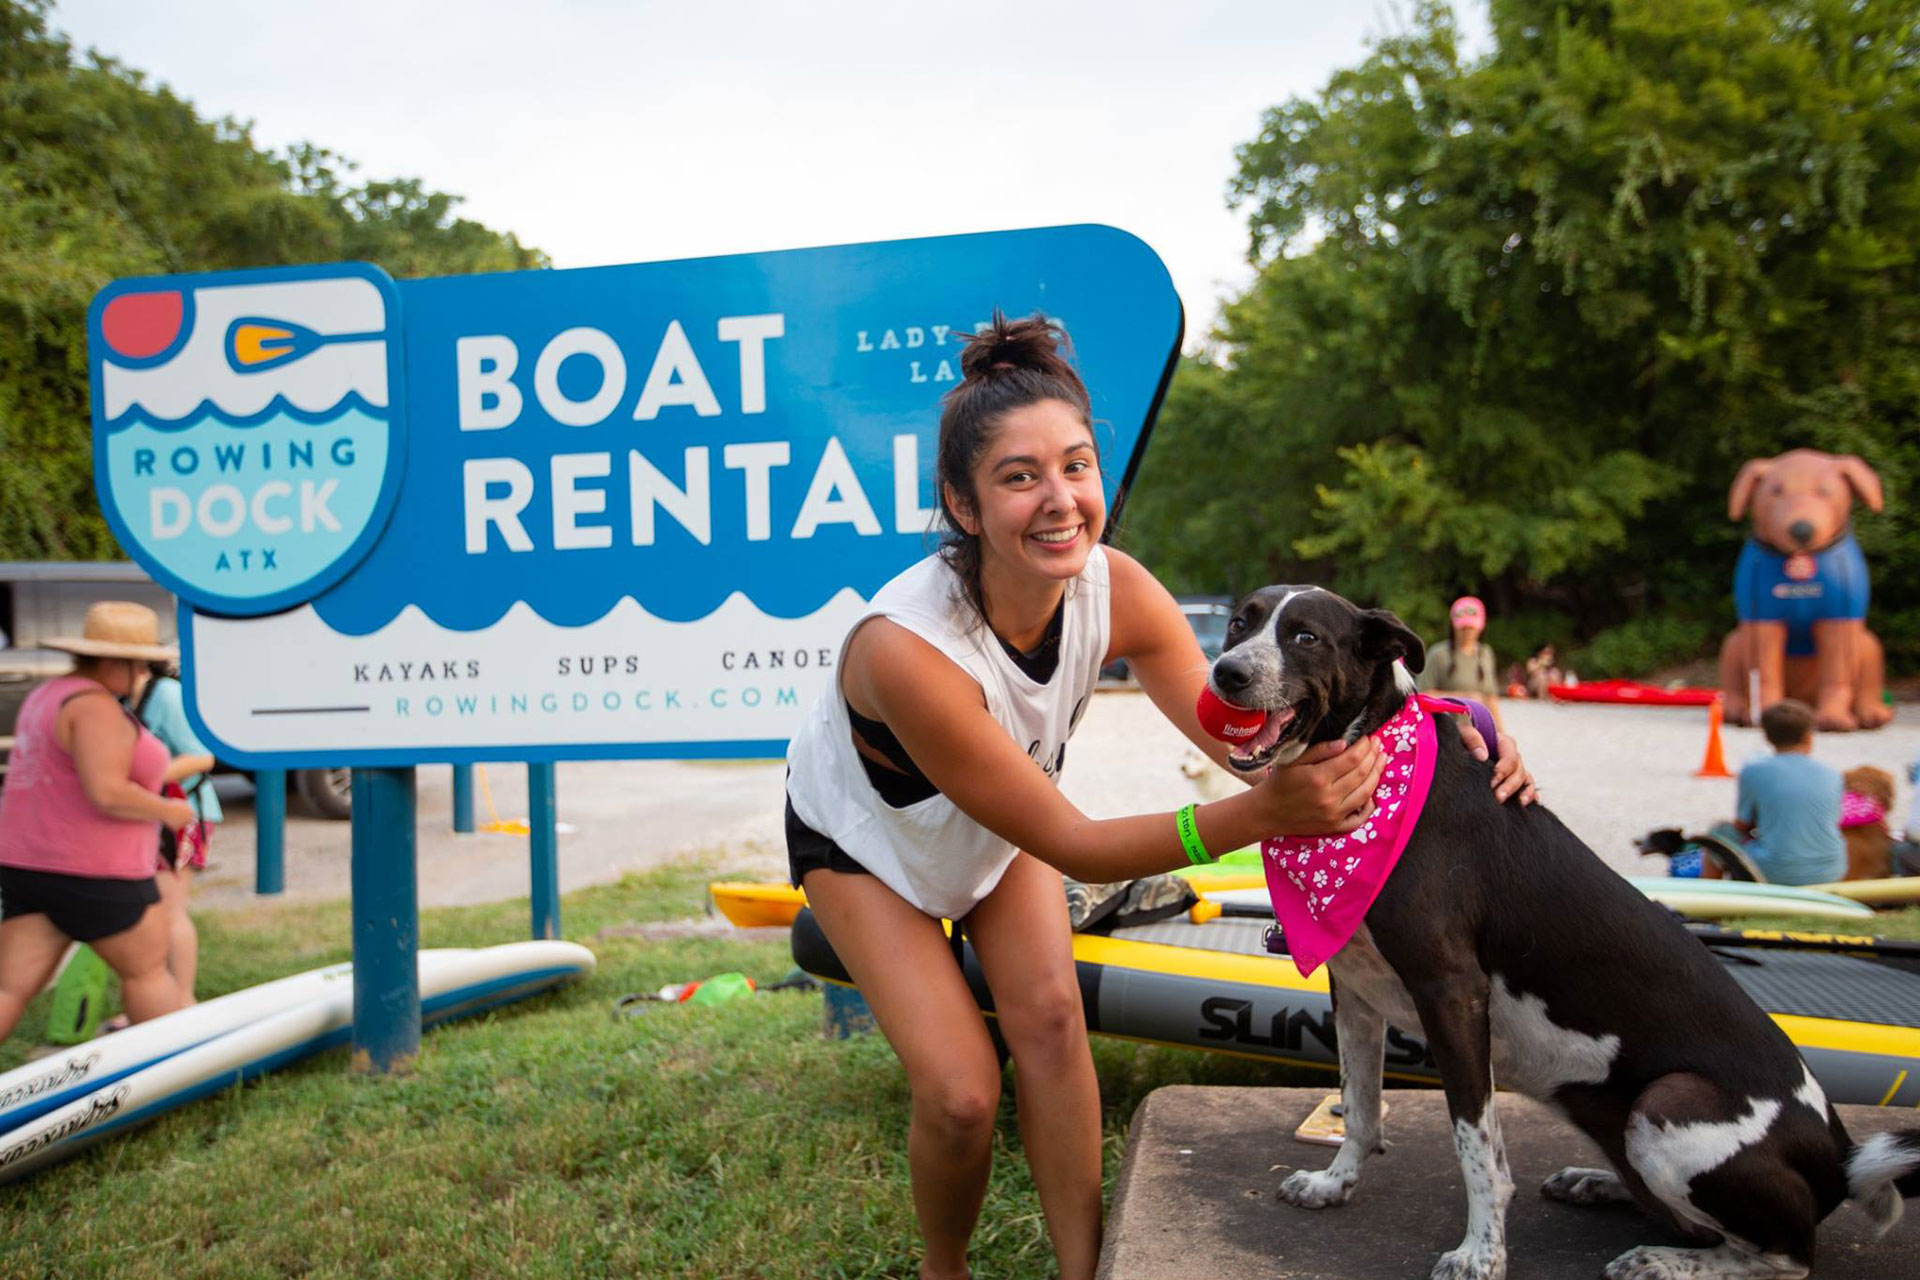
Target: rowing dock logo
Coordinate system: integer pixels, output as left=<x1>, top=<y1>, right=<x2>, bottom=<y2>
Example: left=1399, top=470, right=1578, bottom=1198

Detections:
left=89, top=264, right=407, bottom=616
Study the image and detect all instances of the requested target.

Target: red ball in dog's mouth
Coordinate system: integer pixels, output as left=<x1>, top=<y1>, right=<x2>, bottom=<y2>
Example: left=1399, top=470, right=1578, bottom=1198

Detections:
left=1196, top=686, right=1266, bottom=742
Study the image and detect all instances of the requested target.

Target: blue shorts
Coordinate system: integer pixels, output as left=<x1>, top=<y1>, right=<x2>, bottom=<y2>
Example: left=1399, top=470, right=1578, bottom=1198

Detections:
left=1733, top=535, right=1869, bottom=657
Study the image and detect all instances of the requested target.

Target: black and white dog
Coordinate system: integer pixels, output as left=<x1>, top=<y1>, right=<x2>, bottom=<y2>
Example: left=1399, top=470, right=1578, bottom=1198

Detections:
left=1210, top=585, right=1920, bottom=1280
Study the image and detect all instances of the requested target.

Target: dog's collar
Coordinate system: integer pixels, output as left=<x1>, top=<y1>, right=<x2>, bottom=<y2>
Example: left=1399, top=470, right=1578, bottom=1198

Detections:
left=1261, top=693, right=1444, bottom=977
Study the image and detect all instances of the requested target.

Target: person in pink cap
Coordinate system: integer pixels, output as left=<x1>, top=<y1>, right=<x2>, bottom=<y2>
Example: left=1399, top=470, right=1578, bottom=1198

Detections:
left=1417, top=594, right=1505, bottom=729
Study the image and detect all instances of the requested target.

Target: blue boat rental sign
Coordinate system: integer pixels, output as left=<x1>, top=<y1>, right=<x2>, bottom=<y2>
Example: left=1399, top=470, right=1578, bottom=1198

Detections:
left=88, top=227, right=1182, bottom=766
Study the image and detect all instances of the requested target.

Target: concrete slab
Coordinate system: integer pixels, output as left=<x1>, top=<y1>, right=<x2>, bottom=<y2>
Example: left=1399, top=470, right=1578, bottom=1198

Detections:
left=1099, top=1086, right=1920, bottom=1279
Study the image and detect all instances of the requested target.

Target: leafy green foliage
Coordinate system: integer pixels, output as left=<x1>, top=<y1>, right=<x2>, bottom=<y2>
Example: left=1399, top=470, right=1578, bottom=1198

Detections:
left=1573, top=614, right=1719, bottom=679
left=1121, top=0, right=1919, bottom=668
left=0, top=0, right=545, bottom=560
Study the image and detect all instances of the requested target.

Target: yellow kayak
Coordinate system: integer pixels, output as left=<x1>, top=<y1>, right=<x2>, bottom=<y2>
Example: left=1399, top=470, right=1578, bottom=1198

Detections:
left=709, top=881, right=807, bottom=928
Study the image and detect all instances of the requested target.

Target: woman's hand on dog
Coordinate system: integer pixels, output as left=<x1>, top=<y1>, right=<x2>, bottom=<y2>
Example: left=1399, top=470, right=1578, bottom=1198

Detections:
left=1477, top=728, right=1538, bottom=806
left=1253, top=738, right=1387, bottom=834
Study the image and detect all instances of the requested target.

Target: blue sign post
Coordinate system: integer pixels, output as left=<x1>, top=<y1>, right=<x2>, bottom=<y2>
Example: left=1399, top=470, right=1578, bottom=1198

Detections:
left=528, top=764, right=559, bottom=940
left=253, top=769, right=286, bottom=895
left=451, top=764, right=475, bottom=834
left=349, top=767, right=418, bottom=1073
left=88, top=226, right=1182, bottom=1072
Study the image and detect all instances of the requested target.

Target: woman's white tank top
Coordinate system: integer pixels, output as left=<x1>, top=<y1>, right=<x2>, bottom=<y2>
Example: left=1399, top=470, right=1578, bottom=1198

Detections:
left=785, top=546, right=1110, bottom=919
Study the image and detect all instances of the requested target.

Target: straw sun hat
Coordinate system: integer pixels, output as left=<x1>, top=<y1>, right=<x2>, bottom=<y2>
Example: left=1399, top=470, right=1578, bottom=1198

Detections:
left=44, top=601, right=178, bottom=663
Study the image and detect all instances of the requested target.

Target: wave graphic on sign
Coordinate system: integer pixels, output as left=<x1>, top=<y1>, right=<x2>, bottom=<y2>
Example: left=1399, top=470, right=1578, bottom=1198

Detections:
left=98, top=277, right=389, bottom=428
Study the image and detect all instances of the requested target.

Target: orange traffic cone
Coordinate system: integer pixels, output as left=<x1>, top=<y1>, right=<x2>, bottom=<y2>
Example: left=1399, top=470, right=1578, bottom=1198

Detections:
left=1695, top=698, right=1733, bottom=779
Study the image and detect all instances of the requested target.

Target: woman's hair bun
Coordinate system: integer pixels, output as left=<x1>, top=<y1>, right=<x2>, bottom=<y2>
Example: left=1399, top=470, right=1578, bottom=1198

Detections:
left=958, top=311, right=1074, bottom=383
left=934, top=308, right=1096, bottom=621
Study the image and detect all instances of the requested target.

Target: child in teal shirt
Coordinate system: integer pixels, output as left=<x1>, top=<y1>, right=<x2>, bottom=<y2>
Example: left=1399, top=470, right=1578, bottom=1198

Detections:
left=1723, top=700, right=1845, bottom=886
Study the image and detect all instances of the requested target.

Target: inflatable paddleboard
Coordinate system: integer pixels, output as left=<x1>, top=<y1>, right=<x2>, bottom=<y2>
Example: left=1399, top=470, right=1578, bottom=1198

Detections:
left=792, top=909, right=1920, bottom=1107
left=0, top=942, right=588, bottom=1141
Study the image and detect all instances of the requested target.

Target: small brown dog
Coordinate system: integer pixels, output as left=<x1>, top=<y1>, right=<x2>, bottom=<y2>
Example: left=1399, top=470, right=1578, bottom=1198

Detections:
left=1717, top=448, right=1890, bottom=731
left=1841, top=765, right=1897, bottom=881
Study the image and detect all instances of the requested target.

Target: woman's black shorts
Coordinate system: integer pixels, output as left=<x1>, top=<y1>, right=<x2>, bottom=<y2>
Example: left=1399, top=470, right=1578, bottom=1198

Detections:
left=0, top=866, right=160, bottom=942
left=785, top=796, right=872, bottom=886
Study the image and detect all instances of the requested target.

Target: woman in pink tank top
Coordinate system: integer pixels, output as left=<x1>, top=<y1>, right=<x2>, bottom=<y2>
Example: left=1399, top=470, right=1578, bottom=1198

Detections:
left=0, top=603, right=193, bottom=1045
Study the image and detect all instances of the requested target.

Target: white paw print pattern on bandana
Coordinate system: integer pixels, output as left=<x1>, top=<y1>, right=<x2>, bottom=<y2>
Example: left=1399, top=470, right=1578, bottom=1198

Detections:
left=1261, top=696, right=1429, bottom=925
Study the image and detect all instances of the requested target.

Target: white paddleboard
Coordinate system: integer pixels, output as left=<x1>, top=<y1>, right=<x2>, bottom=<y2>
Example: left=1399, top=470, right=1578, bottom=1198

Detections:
left=1805, top=876, right=1920, bottom=906
left=0, top=941, right=586, bottom=1140
left=2, top=990, right=352, bottom=1184
left=3, top=956, right=371, bottom=1134
left=1621, top=876, right=1861, bottom=903
left=1202, top=879, right=1877, bottom=923
left=1625, top=878, right=1876, bottom=922
left=0, top=940, right=593, bottom=1183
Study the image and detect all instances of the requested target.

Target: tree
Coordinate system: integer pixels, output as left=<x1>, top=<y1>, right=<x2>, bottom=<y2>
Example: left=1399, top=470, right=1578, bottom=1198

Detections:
left=0, top=0, right=546, bottom=559
left=1121, top=0, right=1919, bottom=666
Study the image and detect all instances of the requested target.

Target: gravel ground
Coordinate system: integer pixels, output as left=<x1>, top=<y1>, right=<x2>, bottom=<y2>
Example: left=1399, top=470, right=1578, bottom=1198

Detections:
left=192, top=690, right=1920, bottom=912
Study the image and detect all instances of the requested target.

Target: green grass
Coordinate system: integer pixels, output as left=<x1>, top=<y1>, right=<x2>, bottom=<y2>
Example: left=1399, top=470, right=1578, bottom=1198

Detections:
left=8, top=874, right=1916, bottom=1278
left=0, top=859, right=1315, bottom=1279
left=1721, top=905, right=1920, bottom=941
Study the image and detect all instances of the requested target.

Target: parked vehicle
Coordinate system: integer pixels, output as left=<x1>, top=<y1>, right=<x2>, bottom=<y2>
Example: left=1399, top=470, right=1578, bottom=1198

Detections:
left=0, top=561, right=351, bottom=817
left=1180, top=597, right=1233, bottom=660
left=1100, top=595, right=1234, bottom=683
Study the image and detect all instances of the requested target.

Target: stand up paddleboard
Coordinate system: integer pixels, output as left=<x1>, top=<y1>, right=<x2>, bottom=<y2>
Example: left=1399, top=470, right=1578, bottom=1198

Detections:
left=0, top=941, right=593, bottom=1170
left=710, top=861, right=1886, bottom=931
left=791, top=906, right=1920, bottom=1108
left=1804, top=877, right=1920, bottom=908
left=1200, top=881, right=1878, bottom=925
left=4, top=957, right=367, bottom=1134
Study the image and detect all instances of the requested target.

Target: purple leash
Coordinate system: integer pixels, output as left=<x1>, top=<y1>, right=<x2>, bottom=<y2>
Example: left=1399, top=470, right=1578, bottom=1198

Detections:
left=1422, top=695, right=1500, bottom=766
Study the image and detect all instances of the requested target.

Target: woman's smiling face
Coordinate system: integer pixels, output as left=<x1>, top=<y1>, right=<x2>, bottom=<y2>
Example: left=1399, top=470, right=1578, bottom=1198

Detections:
left=947, top=398, right=1105, bottom=591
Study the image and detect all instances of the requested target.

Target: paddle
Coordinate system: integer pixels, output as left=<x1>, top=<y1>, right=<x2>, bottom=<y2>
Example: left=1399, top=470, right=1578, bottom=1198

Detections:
left=225, top=316, right=384, bottom=374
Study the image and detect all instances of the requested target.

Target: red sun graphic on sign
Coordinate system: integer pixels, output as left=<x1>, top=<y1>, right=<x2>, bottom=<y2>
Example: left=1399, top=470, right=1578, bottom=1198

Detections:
left=100, top=291, right=188, bottom=363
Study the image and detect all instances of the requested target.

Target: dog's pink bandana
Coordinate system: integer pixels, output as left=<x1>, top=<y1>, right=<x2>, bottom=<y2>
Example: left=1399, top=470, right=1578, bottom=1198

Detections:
left=1261, top=693, right=1448, bottom=977
left=1840, top=791, right=1886, bottom=829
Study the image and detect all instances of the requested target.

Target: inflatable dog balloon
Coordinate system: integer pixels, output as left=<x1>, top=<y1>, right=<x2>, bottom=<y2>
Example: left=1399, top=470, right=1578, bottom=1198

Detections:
left=1717, top=449, right=1890, bottom=731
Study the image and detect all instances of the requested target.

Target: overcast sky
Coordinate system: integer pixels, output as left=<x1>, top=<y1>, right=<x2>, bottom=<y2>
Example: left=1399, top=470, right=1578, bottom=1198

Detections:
left=50, top=1, right=1490, bottom=345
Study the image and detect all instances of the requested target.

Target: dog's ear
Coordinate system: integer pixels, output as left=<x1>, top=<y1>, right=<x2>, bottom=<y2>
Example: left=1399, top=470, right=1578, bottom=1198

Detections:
left=1358, top=608, right=1424, bottom=674
left=1835, top=454, right=1884, bottom=513
left=1846, top=765, right=1895, bottom=807
left=1729, top=458, right=1772, bottom=520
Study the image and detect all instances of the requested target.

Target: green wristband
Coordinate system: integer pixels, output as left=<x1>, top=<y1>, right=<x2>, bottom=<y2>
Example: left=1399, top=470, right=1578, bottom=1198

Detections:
left=1175, top=803, right=1214, bottom=866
